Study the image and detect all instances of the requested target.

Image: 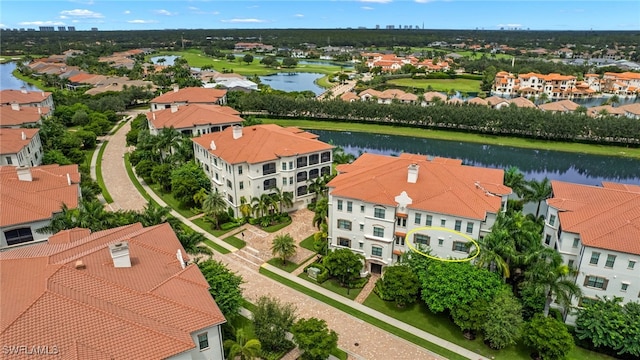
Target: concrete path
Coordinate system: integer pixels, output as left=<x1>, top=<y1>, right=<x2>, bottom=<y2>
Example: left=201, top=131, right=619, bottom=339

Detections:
left=99, top=113, right=489, bottom=360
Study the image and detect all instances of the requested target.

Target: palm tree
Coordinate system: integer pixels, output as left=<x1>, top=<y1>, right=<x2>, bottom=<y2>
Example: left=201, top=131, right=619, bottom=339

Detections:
left=37, top=203, right=78, bottom=234
left=280, top=190, right=294, bottom=213
left=474, top=226, right=514, bottom=279
left=177, top=229, right=213, bottom=255
left=333, top=146, right=355, bottom=165
left=521, top=248, right=581, bottom=317
left=504, top=166, right=528, bottom=199
left=312, top=196, right=329, bottom=229
left=223, top=328, right=261, bottom=360
left=313, top=223, right=329, bottom=255
left=202, top=190, right=227, bottom=229
left=271, top=233, right=297, bottom=265
left=153, top=127, right=182, bottom=162
left=239, top=196, right=252, bottom=220
left=525, top=177, right=553, bottom=218
left=138, top=203, right=171, bottom=227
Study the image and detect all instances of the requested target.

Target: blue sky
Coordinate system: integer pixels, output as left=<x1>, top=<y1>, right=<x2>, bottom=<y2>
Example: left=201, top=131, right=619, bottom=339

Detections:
left=1, top=1, right=638, bottom=31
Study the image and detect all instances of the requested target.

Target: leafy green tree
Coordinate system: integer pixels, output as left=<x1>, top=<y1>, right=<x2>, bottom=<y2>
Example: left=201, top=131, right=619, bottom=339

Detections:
left=42, top=150, right=72, bottom=165
left=135, top=159, right=155, bottom=182
left=482, top=289, right=524, bottom=349
left=197, top=259, right=244, bottom=317
left=242, top=54, right=254, bottom=64
left=170, top=161, right=210, bottom=207
left=523, top=314, right=574, bottom=360
left=291, top=318, right=338, bottom=360
left=71, top=110, right=90, bottom=126
left=202, top=189, right=228, bottom=229
left=374, top=265, right=420, bottom=307
left=252, top=296, right=297, bottom=353
left=312, top=223, right=328, bottom=255
left=151, top=163, right=173, bottom=192
left=323, top=248, right=364, bottom=290
left=282, top=57, right=298, bottom=68
left=450, top=298, right=489, bottom=335
left=223, top=328, right=261, bottom=360
left=74, top=129, right=97, bottom=149
left=271, top=233, right=297, bottom=265
left=312, top=196, right=328, bottom=229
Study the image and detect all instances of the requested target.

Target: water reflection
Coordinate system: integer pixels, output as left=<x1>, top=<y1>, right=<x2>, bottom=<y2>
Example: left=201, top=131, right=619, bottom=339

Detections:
left=311, top=130, right=640, bottom=186
left=0, top=62, right=39, bottom=91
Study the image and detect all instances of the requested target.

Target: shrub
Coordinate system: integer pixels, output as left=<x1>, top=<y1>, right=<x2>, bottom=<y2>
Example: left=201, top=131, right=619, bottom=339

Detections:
left=220, top=222, right=240, bottom=230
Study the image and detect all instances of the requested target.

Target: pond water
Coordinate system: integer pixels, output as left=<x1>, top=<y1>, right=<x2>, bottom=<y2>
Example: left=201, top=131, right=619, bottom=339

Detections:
left=0, top=62, right=39, bottom=91
left=310, top=129, right=640, bottom=186
left=259, top=72, right=325, bottom=95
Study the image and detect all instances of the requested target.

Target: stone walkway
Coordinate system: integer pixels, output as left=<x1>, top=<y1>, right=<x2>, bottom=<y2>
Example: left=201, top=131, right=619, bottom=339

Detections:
left=354, top=273, right=380, bottom=304
left=95, top=114, right=489, bottom=360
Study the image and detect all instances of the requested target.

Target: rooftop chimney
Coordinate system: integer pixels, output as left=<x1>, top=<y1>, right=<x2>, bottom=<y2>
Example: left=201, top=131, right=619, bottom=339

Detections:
left=407, top=163, right=419, bottom=184
left=75, top=260, right=86, bottom=270
left=20, top=88, right=28, bottom=94
left=21, top=131, right=26, bottom=140
left=109, top=242, right=131, bottom=268
left=152, top=112, right=156, bottom=120
left=176, top=249, right=186, bottom=269
left=171, top=103, right=178, bottom=113
left=67, top=173, right=71, bottom=186
left=37, top=107, right=42, bottom=115
left=10, top=102, right=20, bottom=111
left=17, top=166, right=32, bottom=182
left=173, top=84, right=179, bottom=93
left=210, top=140, right=216, bottom=150
left=232, top=125, right=243, bottom=140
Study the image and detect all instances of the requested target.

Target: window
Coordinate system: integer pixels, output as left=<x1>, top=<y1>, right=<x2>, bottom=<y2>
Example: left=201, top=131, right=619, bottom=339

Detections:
left=452, top=241, right=468, bottom=253
left=197, top=333, right=209, bottom=350
left=414, top=234, right=430, bottom=246
left=395, top=236, right=405, bottom=246
left=309, top=154, right=319, bottom=165
left=572, top=238, right=580, bottom=248
left=262, top=162, right=276, bottom=175
left=4, top=227, right=34, bottom=246
left=239, top=181, right=244, bottom=190
left=396, top=217, right=406, bottom=227
left=227, top=179, right=232, bottom=189
left=454, top=220, right=462, bottom=231
left=321, top=151, right=331, bottom=162
left=621, top=283, right=629, bottom=292
left=629, top=260, right=636, bottom=270
left=282, top=162, right=287, bottom=171
left=338, top=237, right=351, bottom=247
left=347, top=201, right=353, bottom=212
left=289, top=177, right=294, bottom=185
left=440, top=219, right=446, bottom=227
left=605, top=254, right=616, bottom=268
left=545, top=234, right=551, bottom=245
left=214, top=173, right=219, bottom=181
left=238, top=166, right=243, bottom=175
left=438, top=238, right=444, bottom=246
left=360, top=205, right=365, bottom=213
left=373, top=226, right=384, bottom=237
left=359, top=224, right=364, bottom=231
left=568, top=259, right=575, bottom=268
left=309, top=168, right=319, bottom=179
left=296, top=171, right=307, bottom=182
left=205, top=164, right=210, bottom=172
left=214, top=158, right=218, bottom=166
left=337, top=219, right=352, bottom=231
left=374, top=208, right=385, bottom=219
left=466, top=222, right=474, bottom=234
left=549, top=214, right=556, bottom=226
left=414, top=213, right=422, bottom=225
left=590, top=252, right=600, bottom=265
left=584, top=275, right=607, bottom=290
left=359, top=242, right=363, bottom=249
left=228, top=194, right=234, bottom=203
left=372, top=246, right=382, bottom=257
left=5, top=156, right=12, bottom=165
left=297, top=156, right=307, bottom=168
left=321, top=166, right=331, bottom=176
left=426, top=215, right=432, bottom=226
left=297, top=185, right=307, bottom=196
left=337, top=200, right=343, bottom=211
left=263, top=178, right=276, bottom=190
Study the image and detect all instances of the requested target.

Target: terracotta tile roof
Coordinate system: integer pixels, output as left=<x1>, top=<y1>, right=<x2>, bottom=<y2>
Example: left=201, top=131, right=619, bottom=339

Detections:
left=538, top=99, right=580, bottom=112
left=423, top=91, right=447, bottom=102
left=328, top=153, right=510, bottom=220
left=508, top=97, right=536, bottom=108
left=467, top=97, right=489, bottom=106
left=0, top=106, right=50, bottom=127
left=147, top=104, right=242, bottom=131
left=68, top=72, right=100, bottom=83
left=0, top=89, right=52, bottom=105
left=0, top=128, right=39, bottom=154
left=619, top=103, right=640, bottom=115
left=587, top=105, right=625, bottom=117
left=0, top=223, right=226, bottom=359
left=548, top=181, right=640, bottom=255
left=192, top=124, right=333, bottom=165
left=340, top=92, right=360, bottom=102
left=151, top=87, right=227, bottom=104
left=0, top=164, right=80, bottom=227
left=485, top=96, right=510, bottom=106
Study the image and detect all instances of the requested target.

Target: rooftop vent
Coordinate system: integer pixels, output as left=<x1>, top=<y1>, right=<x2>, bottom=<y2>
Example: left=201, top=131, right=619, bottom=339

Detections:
left=10, top=103, right=19, bottom=111
left=16, top=166, right=32, bottom=182
left=210, top=140, right=216, bottom=150
left=407, top=163, right=419, bottom=184
left=173, top=84, right=179, bottom=93
left=109, top=241, right=131, bottom=268
left=176, top=249, right=186, bottom=269
left=171, top=103, right=178, bottom=113
left=75, top=260, right=86, bottom=270
left=21, top=131, right=26, bottom=141
left=232, top=125, right=243, bottom=139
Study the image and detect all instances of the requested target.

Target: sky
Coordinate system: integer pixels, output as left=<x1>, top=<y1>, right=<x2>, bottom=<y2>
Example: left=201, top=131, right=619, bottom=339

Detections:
left=1, top=0, right=639, bottom=31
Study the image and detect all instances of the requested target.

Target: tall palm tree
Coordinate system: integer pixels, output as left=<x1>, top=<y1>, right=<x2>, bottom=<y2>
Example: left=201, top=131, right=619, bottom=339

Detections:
left=153, top=127, right=182, bottom=162
left=239, top=196, right=252, bottom=220
left=521, top=248, right=581, bottom=317
left=37, top=203, right=77, bottom=234
left=280, top=190, right=294, bottom=213
left=525, top=177, right=553, bottom=218
left=202, top=190, right=227, bottom=229
left=138, top=203, right=171, bottom=227
left=270, top=188, right=283, bottom=214
left=312, top=196, right=329, bottom=229
left=177, top=229, right=213, bottom=255
left=223, top=328, right=261, bottom=360
left=504, top=166, right=528, bottom=198
left=271, top=233, right=297, bottom=265
left=474, top=226, right=514, bottom=279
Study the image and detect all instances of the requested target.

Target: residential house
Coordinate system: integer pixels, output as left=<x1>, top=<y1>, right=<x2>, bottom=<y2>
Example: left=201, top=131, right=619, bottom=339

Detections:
left=538, top=99, right=581, bottom=113
left=0, top=104, right=50, bottom=128
left=507, top=96, right=537, bottom=108
left=618, top=103, right=640, bottom=119
left=602, top=72, right=640, bottom=95
left=467, top=97, right=489, bottom=106
left=0, top=89, right=54, bottom=110
left=420, top=91, right=447, bottom=106
left=191, top=124, right=333, bottom=217
left=485, top=96, right=511, bottom=109
left=340, top=92, right=360, bottom=102
left=0, top=164, right=80, bottom=248
left=327, top=153, right=511, bottom=274
left=151, top=86, right=228, bottom=112
left=493, top=71, right=519, bottom=95
left=0, top=222, right=226, bottom=359
left=234, top=42, right=274, bottom=52
left=584, top=74, right=602, bottom=92
left=0, top=128, right=43, bottom=167
left=542, top=181, right=640, bottom=325
left=586, top=105, right=625, bottom=118
left=147, top=104, right=244, bottom=137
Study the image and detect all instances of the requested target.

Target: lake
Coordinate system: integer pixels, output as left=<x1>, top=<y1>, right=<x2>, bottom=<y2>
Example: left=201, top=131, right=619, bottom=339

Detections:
left=0, top=62, right=39, bottom=91
left=310, top=129, right=640, bottom=186
left=259, top=72, right=325, bottom=95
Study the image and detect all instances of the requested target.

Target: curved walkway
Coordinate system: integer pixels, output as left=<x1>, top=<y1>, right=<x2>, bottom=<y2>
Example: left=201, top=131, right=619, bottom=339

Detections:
left=98, top=115, right=488, bottom=360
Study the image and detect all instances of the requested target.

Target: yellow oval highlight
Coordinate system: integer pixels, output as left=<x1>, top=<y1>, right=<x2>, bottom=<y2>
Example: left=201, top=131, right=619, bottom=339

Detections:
left=405, top=226, right=480, bottom=263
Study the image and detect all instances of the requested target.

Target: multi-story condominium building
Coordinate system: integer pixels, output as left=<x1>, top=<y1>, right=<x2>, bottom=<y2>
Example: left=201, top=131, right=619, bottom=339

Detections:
left=602, top=72, right=640, bottom=95
left=327, top=153, right=511, bottom=274
left=192, top=124, right=333, bottom=217
left=542, top=180, right=640, bottom=325
left=0, top=164, right=81, bottom=248
left=0, top=222, right=226, bottom=360
left=0, top=89, right=54, bottom=110
left=493, top=72, right=582, bottom=99
left=150, top=86, right=227, bottom=112
left=0, top=103, right=50, bottom=128
left=147, top=104, right=243, bottom=137
left=0, top=128, right=43, bottom=167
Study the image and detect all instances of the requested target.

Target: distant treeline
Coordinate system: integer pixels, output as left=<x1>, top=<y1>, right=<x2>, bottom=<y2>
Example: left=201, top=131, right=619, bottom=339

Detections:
left=232, top=93, right=640, bottom=146
left=2, top=28, right=639, bottom=57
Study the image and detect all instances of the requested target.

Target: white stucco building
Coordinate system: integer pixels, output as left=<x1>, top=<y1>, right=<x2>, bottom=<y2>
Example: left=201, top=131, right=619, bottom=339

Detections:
left=0, top=128, right=43, bottom=167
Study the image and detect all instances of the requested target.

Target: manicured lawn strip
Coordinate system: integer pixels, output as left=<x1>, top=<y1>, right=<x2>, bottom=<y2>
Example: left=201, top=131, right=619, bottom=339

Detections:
left=331, top=348, right=348, bottom=360
left=148, top=183, right=200, bottom=218
left=315, top=75, right=334, bottom=89
left=263, top=218, right=292, bottom=233
left=95, top=141, right=113, bottom=203
left=191, top=217, right=231, bottom=237
left=387, top=78, right=482, bottom=93
left=259, top=267, right=465, bottom=360
left=298, top=273, right=362, bottom=300
left=260, top=119, right=640, bottom=159
left=299, top=235, right=316, bottom=252
left=203, top=239, right=231, bottom=254
left=84, top=148, right=96, bottom=168
left=266, top=258, right=299, bottom=273
left=123, top=153, right=157, bottom=206
left=109, top=118, right=129, bottom=135
left=223, top=235, right=246, bottom=249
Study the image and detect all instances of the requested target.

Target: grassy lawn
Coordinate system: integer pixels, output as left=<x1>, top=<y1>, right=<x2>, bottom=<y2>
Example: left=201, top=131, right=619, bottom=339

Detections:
left=266, top=258, right=299, bottom=273
left=124, top=153, right=157, bottom=206
left=259, top=266, right=465, bottom=360
left=148, top=183, right=200, bottom=218
left=315, top=75, right=334, bottom=88
left=387, top=78, right=482, bottom=93
left=95, top=141, right=113, bottom=203
left=299, top=234, right=317, bottom=252
left=262, top=218, right=292, bottom=233
left=191, top=217, right=232, bottom=237
left=202, top=239, right=231, bottom=254
left=223, top=235, right=246, bottom=249
left=298, top=273, right=362, bottom=301
left=261, top=119, right=640, bottom=160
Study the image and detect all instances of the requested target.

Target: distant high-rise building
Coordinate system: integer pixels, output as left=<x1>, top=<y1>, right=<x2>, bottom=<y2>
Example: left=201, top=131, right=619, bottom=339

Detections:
left=91, top=27, right=98, bottom=31
left=376, top=24, right=380, bottom=29
left=58, top=26, right=66, bottom=31
left=67, top=26, right=76, bottom=31
left=39, top=26, right=55, bottom=32
left=386, top=25, right=395, bottom=29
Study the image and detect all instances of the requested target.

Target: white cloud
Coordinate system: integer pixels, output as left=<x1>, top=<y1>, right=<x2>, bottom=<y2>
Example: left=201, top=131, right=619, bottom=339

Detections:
left=188, top=6, right=199, bottom=11
left=60, top=9, right=103, bottom=18
left=19, top=20, right=66, bottom=26
left=123, top=10, right=131, bottom=15
left=221, top=18, right=266, bottom=23
left=247, top=5, right=259, bottom=8
left=360, top=0, right=392, bottom=3
left=154, top=9, right=176, bottom=16
left=128, top=19, right=158, bottom=24
left=294, top=14, right=304, bottom=18
left=361, top=6, right=374, bottom=10
left=497, top=23, right=522, bottom=28
left=60, top=16, right=68, bottom=19
left=0, top=24, right=6, bottom=28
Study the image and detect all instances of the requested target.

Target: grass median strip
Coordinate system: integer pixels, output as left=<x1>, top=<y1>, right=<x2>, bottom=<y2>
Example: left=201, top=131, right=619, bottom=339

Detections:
left=96, top=141, right=113, bottom=203
left=259, top=266, right=466, bottom=360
